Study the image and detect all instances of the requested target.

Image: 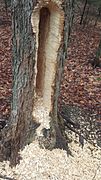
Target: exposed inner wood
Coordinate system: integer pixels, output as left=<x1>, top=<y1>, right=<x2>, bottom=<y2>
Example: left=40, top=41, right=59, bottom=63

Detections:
left=31, top=3, right=64, bottom=136
left=36, top=7, right=50, bottom=96
left=35, top=6, right=63, bottom=112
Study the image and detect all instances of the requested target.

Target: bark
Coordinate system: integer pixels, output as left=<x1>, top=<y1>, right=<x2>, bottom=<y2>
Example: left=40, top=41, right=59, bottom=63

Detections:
left=10, top=0, right=38, bottom=165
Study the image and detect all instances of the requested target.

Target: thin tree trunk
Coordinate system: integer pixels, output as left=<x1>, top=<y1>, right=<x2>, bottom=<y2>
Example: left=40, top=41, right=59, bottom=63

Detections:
left=90, top=39, right=101, bottom=68
left=4, top=0, right=8, bottom=14
left=80, top=0, right=87, bottom=25
left=94, top=39, right=101, bottom=67
left=94, top=6, right=101, bottom=27
left=83, top=5, right=89, bottom=28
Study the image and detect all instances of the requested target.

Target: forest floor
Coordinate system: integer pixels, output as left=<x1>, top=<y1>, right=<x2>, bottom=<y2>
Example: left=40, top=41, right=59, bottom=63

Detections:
left=0, top=1, right=101, bottom=180
left=60, top=18, right=101, bottom=115
left=0, top=2, right=12, bottom=120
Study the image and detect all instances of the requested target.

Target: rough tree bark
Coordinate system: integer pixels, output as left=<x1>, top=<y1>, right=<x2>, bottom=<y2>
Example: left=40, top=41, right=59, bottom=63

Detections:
left=0, top=0, right=74, bottom=164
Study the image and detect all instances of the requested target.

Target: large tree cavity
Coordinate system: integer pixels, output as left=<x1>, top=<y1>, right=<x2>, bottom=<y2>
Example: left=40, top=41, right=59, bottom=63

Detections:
left=31, top=2, right=64, bottom=137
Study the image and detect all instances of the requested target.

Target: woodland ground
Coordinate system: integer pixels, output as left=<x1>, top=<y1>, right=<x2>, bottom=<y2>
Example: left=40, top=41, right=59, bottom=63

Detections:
left=0, top=1, right=101, bottom=180
left=0, top=1, right=12, bottom=120
left=60, top=16, right=101, bottom=116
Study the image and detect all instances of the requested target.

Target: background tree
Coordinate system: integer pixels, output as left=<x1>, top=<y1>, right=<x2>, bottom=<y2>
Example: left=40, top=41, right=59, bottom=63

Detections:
left=91, top=39, right=101, bottom=67
left=77, top=0, right=101, bottom=26
left=4, top=0, right=11, bottom=13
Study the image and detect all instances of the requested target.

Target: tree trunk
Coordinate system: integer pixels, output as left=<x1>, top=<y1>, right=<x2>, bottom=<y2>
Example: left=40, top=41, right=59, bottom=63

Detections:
left=90, top=39, right=101, bottom=68
left=0, top=0, right=74, bottom=165
left=94, top=6, right=101, bottom=27
left=94, top=39, right=101, bottom=67
left=80, top=0, right=87, bottom=25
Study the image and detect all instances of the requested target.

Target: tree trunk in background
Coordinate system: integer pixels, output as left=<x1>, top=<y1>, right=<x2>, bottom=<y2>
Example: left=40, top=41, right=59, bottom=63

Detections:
left=94, top=39, right=101, bottom=67
left=91, top=39, right=101, bottom=68
left=0, top=0, right=74, bottom=164
left=80, top=0, right=87, bottom=25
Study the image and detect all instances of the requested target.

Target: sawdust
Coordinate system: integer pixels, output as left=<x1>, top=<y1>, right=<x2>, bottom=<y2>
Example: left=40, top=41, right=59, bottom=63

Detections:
left=0, top=139, right=101, bottom=180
